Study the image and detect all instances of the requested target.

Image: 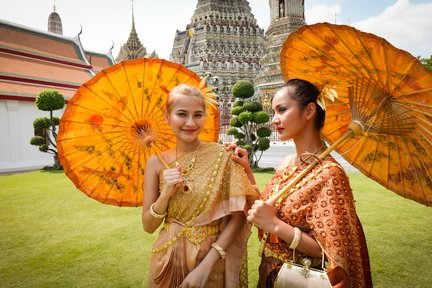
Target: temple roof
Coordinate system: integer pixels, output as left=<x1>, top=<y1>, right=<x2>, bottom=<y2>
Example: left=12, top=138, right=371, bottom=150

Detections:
left=0, top=20, right=113, bottom=101
left=85, top=50, right=115, bottom=74
left=116, top=3, right=157, bottom=62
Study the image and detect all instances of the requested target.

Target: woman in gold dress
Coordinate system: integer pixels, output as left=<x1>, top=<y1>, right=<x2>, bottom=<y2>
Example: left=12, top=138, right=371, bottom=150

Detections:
left=227, top=79, right=372, bottom=287
left=142, top=84, right=258, bottom=288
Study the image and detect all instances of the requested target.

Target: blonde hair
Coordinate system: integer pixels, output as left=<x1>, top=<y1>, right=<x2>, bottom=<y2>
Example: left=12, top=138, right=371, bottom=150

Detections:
left=166, top=84, right=207, bottom=113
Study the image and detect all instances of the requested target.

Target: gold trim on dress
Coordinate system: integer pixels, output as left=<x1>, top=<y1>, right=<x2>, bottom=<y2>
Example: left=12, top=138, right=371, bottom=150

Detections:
left=152, top=146, right=225, bottom=253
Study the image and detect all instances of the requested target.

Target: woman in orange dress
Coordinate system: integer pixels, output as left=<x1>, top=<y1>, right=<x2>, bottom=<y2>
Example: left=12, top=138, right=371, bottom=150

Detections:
left=142, top=84, right=257, bottom=288
left=227, top=78, right=372, bottom=287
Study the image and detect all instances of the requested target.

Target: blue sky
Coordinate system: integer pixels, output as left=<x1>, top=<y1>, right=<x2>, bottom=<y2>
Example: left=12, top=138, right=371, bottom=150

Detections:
left=1, top=0, right=431, bottom=58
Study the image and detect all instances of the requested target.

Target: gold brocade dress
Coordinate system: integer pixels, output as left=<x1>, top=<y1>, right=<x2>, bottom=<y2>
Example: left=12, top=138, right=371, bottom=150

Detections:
left=148, top=142, right=258, bottom=288
left=257, top=157, right=372, bottom=288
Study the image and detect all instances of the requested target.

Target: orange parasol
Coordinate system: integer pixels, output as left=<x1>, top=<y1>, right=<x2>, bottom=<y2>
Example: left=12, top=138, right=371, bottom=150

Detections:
left=57, top=58, right=220, bottom=207
left=275, top=22, right=432, bottom=206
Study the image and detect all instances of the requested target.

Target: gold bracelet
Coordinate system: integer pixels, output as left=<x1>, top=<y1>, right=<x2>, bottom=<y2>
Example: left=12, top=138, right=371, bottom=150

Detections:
left=150, top=203, right=166, bottom=219
left=211, top=242, right=225, bottom=259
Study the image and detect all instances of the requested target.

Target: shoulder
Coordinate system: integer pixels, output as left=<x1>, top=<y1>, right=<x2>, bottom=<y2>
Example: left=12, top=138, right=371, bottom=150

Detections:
left=276, top=153, right=296, bottom=171
left=321, top=159, right=348, bottom=178
left=201, top=141, right=225, bottom=155
left=145, top=154, right=167, bottom=176
left=146, top=154, right=160, bottom=166
left=317, top=159, right=352, bottom=189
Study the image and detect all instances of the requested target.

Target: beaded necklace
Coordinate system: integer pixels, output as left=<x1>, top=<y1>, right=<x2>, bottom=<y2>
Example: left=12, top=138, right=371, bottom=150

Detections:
left=175, top=143, right=201, bottom=194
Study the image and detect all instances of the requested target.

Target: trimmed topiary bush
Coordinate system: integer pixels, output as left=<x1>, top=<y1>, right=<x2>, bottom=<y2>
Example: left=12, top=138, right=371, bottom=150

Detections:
left=231, top=80, right=255, bottom=99
left=30, top=90, right=65, bottom=170
left=227, top=80, right=271, bottom=167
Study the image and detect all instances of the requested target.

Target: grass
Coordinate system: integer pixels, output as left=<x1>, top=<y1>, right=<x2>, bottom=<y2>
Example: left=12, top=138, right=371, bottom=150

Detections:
left=1, top=170, right=432, bottom=287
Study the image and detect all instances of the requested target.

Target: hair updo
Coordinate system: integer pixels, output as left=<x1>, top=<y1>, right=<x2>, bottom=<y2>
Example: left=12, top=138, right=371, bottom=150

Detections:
left=166, top=84, right=206, bottom=113
left=282, top=78, right=325, bottom=130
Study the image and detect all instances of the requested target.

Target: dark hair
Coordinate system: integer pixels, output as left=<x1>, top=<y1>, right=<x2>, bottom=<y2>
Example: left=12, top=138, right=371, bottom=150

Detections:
left=282, top=78, right=325, bottom=130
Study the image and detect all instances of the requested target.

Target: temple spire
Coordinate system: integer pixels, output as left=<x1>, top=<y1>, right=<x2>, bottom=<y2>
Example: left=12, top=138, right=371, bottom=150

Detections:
left=48, top=0, right=63, bottom=35
left=254, top=0, right=305, bottom=104
left=115, top=0, right=158, bottom=62
left=132, top=0, right=135, bottom=30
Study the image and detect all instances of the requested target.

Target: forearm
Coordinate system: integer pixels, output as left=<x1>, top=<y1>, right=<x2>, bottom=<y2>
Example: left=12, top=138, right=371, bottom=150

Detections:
left=200, top=211, right=246, bottom=268
left=244, top=166, right=257, bottom=185
left=273, top=220, right=322, bottom=258
left=142, top=193, right=171, bottom=233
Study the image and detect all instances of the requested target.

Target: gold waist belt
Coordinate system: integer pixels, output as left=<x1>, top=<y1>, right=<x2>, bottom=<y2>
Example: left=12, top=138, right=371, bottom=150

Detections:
left=163, top=222, right=220, bottom=245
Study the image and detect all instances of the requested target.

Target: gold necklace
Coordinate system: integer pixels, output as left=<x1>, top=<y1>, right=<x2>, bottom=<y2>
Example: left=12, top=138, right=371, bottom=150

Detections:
left=295, top=143, right=325, bottom=166
left=175, top=143, right=201, bottom=194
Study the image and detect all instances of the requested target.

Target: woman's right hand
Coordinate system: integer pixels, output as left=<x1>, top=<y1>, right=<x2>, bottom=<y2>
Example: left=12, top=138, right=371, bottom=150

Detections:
left=161, top=167, right=183, bottom=198
left=224, top=143, right=251, bottom=171
left=247, top=200, right=280, bottom=234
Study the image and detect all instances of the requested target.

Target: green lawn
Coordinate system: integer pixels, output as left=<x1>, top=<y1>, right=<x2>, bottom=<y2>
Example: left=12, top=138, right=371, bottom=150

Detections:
left=1, top=170, right=431, bottom=287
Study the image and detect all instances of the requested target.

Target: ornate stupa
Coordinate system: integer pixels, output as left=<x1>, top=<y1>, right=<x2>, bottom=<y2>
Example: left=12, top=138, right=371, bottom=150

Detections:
left=254, top=0, right=305, bottom=105
left=116, top=3, right=158, bottom=62
left=48, top=1, right=63, bottom=35
left=169, top=0, right=266, bottom=125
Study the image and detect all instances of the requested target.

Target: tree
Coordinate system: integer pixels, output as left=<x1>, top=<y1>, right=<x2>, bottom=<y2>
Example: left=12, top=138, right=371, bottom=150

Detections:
left=227, top=80, right=271, bottom=168
left=419, top=55, right=432, bottom=72
left=30, top=90, right=65, bottom=169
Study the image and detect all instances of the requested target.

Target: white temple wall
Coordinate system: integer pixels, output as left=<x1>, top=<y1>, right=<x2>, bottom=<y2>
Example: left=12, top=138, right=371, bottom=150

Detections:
left=0, top=99, right=63, bottom=173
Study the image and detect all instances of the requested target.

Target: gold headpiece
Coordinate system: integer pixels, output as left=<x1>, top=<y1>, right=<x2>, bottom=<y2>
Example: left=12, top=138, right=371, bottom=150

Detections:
left=317, top=85, right=338, bottom=111
left=199, top=76, right=218, bottom=110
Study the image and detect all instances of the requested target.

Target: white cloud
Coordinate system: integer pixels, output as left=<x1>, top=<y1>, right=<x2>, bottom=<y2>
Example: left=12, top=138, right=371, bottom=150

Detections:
left=352, top=0, right=432, bottom=57
left=306, top=5, right=342, bottom=24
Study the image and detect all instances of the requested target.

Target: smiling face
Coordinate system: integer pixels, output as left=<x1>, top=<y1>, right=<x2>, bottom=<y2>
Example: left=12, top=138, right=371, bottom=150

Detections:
left=271, top=86, right=308, bottom=142
left=166, top=86, right=206, bottom=144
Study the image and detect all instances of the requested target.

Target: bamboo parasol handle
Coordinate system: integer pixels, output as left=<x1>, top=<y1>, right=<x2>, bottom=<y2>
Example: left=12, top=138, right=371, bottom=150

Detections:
left=140, top=136, right=170, bottom=169
left=155, top=151, right=170, bottom=169
left=267, top=121, right=363, bottom=206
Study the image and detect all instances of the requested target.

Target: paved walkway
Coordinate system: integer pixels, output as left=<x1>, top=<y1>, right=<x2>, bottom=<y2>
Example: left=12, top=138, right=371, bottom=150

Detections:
left=259, top=142, right=358, bottom=172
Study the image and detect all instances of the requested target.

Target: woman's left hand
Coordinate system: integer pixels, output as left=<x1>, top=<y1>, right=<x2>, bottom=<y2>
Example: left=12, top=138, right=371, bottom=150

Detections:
left=224, top=142, right=251, bottom=171
left=247, top=200, right=280, bottom=234
left=179, top=264, right=210, bottom=288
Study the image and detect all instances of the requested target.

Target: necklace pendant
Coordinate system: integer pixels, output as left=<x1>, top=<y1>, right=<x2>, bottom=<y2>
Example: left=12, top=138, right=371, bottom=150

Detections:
left=180, top=179, right=193, bottom=194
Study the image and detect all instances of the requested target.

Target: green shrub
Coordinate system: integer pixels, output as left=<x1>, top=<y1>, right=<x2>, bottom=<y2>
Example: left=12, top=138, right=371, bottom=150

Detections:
left=229, top=116, right=243, bottom=128
left=236, top=132, right=246, bottom=139
left=231, top=106, right=244, bottom=115
left=231, top=80, right=255, bottom=99
left=33, top=117, right=52, bottom=130
left=243, top=101, right=262, bottom=112
left=257, top=138, right=270, bottom=150
left=30, top=136, right=46, bottom=146
left=39, top=144, right=49, bottom=152
left=52, top=117, right=60, bottom=125
left=232, top=100, right=244, bottom=108
left=238, top=111, right=253, bottom=124
left=257, top=127, right=272, bottom=138
left=228, top=80, right=271, bottom=168
left=252, top=111, right=270, bottom=124
left=226, top=127, right=239, bottom=136
left=30, top=89, right=65, bottom=170
left=35, top=90, right=65, bottom=111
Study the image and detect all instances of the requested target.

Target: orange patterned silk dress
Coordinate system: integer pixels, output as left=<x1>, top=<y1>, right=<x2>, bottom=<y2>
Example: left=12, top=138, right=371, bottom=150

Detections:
left=258, top=157, right=372, bottom=288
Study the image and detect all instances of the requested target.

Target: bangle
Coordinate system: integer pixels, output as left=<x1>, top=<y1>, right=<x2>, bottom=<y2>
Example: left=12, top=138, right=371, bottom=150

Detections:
left=211, top=242, right=225, bottom=259
left=289, top=227, right=302, bottom=249
left=149, top=203, right=166, bottom=219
